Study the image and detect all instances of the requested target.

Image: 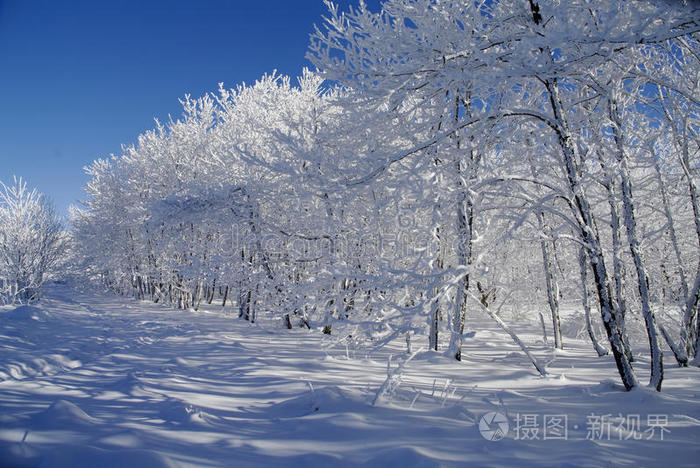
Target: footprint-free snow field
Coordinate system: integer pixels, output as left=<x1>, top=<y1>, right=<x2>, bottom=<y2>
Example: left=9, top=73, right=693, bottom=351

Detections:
left=1, top=285, right=699, bottom=467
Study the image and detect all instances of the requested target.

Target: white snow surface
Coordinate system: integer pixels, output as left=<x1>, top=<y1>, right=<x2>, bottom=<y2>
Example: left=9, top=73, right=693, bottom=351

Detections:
left=0, top=284, right=699, bottom=467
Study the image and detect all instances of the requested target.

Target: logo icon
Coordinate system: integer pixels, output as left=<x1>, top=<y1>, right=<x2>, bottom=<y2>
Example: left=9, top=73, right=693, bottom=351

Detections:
left=479, top=412, right=509, bottom=441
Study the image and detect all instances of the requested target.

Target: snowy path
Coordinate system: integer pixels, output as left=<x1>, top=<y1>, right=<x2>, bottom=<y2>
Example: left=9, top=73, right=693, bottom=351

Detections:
left=1, top=285, right=699, bottom=467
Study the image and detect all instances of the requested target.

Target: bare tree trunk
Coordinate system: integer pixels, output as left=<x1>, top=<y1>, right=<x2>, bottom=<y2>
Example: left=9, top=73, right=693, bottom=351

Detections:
left=448, top=93, right=478, bottom=361
left=194, top=279, right=204, bottom=311
left=449, top=164, right=473, bottom=360
left=695, top=302, right=700, bottom=365
left=544, top=78, right=637, bottom=390
left=610, top=94, right=663, bottom=390
left=250, top=285, right=258, bottom=323
left=595, top=150, right=635, bottom=363
left=239, top=288, right=252, bottom=321
left=683, top=271, right=700, bottom=365
left=678, top=141, right=700, bottom=364
left=656, top=86, right=700, bottom=366
left=579, top=247, right=608, bottom=357
left=660, top=322, right=687, bottom=366
left=429, top=301, right=439, bottom=351
left=538, top=311, right=549, bottom=346
left=537, top=211, right=563, bottom=349
left=222, top=285, right=229, bottom=307
left=430, top=225, right=444, bottom=351
left=207, top=278, right=216, bottom=304
left=653, top=152, right=689, bottom=299
left=524, top=0, right=636, bottom=389
left=526, top=148, right=562, bottom=350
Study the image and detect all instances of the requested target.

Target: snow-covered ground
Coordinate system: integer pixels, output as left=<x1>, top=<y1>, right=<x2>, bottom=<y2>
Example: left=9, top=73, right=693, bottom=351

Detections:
left=1, top=285, right=699, bottom=467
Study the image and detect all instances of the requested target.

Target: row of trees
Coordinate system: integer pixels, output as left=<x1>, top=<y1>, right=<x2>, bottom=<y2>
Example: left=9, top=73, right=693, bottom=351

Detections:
left=71, top=0, right=700, bottom=391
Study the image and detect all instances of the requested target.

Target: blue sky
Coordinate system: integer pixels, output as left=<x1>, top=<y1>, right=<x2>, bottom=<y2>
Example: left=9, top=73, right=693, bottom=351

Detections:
left=0, top=0, right=381, bottom=217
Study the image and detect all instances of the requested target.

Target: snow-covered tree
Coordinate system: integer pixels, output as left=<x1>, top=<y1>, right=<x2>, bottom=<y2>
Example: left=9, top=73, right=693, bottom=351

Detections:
left=0, top=178, right=65, bottom=304
left=309, top=0, right=700, bottom=389
left=69, top=0, right=700, bottom=393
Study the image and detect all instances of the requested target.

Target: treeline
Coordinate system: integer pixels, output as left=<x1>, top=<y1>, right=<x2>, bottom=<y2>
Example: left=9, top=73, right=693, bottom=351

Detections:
left=70, top=0, right=700, bottom=391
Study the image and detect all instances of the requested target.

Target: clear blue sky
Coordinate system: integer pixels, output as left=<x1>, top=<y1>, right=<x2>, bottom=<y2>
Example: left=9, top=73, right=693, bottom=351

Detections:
left=0, top=0, right=381, bottom=217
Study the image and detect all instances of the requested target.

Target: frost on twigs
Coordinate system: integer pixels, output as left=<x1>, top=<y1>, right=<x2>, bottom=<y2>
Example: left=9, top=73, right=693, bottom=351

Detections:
left=0, top=177, right=65, bottom=305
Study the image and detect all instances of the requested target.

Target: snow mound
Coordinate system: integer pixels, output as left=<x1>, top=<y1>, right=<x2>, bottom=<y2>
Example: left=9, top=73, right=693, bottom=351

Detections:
left=266, top=385, right=368, bottom=418
left=168, top=356, right=203, bottom=367
left=156, top=399, right=218, bottom=426
left=106, top=372, right=143, bottom=393
left=0, top=354, right=82, bottom=382
left=364, top=447, right=442, bottom=468
left=31, top=399, right=102, bottom=429
left=38, top=445, right=174, bottom=468
left=280, top=452, right=345, bottom=466
left=587, top=379, right=633, bottom=394
left=2, top=305, right=52, bottom=322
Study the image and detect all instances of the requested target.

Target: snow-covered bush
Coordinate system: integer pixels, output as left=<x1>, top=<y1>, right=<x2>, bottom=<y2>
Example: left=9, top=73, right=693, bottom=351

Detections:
left=0, top=178, right=66, bottom=304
